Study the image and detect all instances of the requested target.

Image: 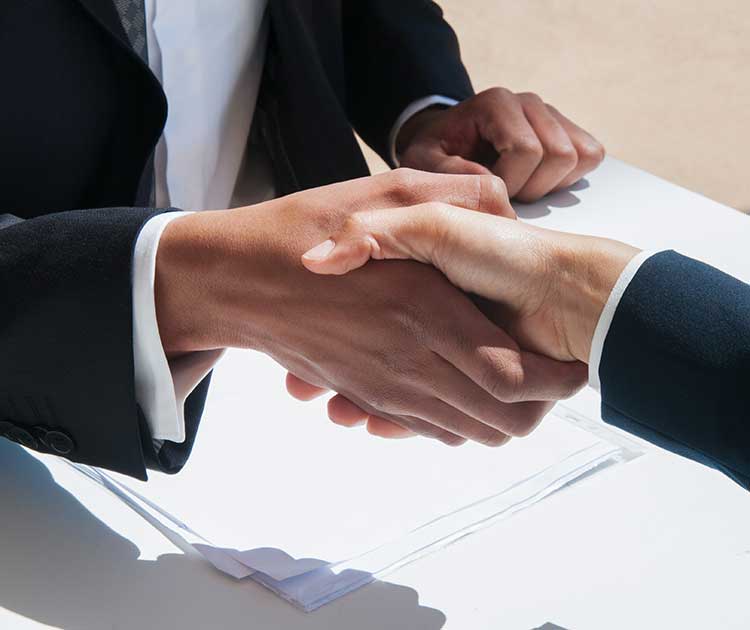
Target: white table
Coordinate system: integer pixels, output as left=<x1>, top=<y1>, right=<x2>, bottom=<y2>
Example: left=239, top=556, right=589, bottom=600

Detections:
left=2, top=158, right=749, bottom=630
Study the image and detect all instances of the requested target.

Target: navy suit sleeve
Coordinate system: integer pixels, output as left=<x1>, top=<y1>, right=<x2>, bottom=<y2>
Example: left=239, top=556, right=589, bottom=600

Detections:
left=0, top=209, right=208, bottom=480
left=342, top=0, right=474, bottom=163
left=599, top=251, right=750, bottom=488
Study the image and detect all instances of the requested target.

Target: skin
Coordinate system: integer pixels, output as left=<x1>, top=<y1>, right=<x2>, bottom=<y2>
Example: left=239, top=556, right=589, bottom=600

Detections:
left=155, top=170, right=587, bottom=448
left=397, top=88, right=606, bottom=202
left=156, top=88, right=606, bottom=445
left=295, top=202, right=638, bottom=439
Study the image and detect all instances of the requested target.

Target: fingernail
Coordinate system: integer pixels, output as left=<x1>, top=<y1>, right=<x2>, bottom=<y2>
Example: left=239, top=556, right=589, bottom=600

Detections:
left=302, top=239, right=335, bottom=261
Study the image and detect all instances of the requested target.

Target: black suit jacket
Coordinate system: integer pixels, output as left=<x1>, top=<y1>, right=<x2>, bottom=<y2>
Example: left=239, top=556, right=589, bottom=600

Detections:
left=600, top=251, right=750, bottom=489
left=0, top=0, right=473, bottom=478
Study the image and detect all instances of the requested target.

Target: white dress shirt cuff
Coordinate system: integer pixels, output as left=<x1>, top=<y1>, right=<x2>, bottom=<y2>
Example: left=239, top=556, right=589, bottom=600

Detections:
left=133, top=211, right=224, bottom=443
left=388, top=95, right=460, bottom=167
left=588, top=250, right=664, bottom=391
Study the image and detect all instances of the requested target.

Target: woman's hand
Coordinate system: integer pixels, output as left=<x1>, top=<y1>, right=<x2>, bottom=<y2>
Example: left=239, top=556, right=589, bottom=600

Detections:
left=293, top=202, right=637, bottom=438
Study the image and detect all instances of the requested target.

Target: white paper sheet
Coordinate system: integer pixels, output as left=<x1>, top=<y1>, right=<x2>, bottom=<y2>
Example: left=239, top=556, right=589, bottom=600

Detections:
left=62, top=349, right=643, bottom=609
left=113, top=352, right=597, bottom=569
left=66, top=411, right=634, bottom=610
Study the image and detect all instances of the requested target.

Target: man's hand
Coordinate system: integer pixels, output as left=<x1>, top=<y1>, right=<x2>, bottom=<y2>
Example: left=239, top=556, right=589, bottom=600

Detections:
left=155, top=170, right=586, bottom=447
left=396, top=88, right=605, bottom=202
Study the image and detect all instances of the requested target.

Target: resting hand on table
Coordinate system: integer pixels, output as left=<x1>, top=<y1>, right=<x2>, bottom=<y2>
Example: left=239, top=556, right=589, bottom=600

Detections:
left=396, top=88, right=606, bottom=202
left=291, top=195, right=638, bottom=438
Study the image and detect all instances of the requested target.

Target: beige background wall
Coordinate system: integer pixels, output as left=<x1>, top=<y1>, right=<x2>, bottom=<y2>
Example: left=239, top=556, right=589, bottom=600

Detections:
left=363, top=1, right=750, bottom=211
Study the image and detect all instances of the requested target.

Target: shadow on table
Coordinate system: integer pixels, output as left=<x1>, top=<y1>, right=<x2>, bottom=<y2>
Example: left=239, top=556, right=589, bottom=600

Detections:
left=0, top=441, right=445, bottom=630
left=514, top=178, right=587, bottom=219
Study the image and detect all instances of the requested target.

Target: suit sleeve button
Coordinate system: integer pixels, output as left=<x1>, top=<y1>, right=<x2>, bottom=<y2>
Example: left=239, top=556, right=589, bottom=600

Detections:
left=5, top=426, right=38, bottom=449
left=46, top=431, right=74, bottom=455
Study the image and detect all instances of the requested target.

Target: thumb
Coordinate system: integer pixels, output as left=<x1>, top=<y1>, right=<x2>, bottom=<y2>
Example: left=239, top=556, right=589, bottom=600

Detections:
left=301, top=204, right=444, bottom=275
left=301, top=236, right=382, bottom=275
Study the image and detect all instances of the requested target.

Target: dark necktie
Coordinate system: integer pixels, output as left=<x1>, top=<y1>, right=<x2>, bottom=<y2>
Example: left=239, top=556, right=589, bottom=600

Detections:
left=112, top=0, right=156, bottom=205
left=112, top=0, right=148, bottom=62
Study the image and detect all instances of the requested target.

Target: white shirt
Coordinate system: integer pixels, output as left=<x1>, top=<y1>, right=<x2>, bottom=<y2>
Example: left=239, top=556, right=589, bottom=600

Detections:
left=131, top=1, right=458, bottom=443
left=130, top=2, right=653, bottom=444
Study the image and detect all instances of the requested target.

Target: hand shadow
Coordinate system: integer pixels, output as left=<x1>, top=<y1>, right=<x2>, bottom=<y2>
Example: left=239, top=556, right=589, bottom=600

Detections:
left=0, top=441, right=446, bottom=630
left=513, top=178, right=589, bottom=219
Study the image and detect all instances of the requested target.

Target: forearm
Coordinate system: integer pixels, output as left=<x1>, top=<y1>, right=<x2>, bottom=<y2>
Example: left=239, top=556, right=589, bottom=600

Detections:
left=597, top=251, right=750, bottom=488
left=154, top=206, right=286, bottom=356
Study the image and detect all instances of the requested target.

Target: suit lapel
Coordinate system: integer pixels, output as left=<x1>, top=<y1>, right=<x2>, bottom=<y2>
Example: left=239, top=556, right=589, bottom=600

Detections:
left=74, top=0, right=161, bottom=206
left=74, top=0, right=132, bottom=49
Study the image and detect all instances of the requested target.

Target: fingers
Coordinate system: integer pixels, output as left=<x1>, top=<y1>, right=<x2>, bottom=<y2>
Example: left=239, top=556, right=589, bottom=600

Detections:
left=327, top=393, right=368, bottom=427
left=411, top=149, right=493, bottom=177
left=291, top=379, right=415, bottom=437
left=431, top=299, right=588, bottom=406
left=291, top=324, right=583, bottom=445
left=547, top=106, right=606, bottom=189
left=424, top=352, right=560, bottom=439
left=295, top=381, right=415, bottom=437
left=451, top=88, right=605, bottom=201
left=286, top=372, right=328, bottom=401
left=480, top=91, right=544, bottom=198
left=302, top=234, right=383, bottom=275
left=389, top=89, right=604, bottom=202
left=366, top=414, right=416, bottom=438
left=301, top=201, right=514, bottom=279
left=379, top=168, right=514, bottom=218
left=403, top=397, right=512, bottom=446
left=515, top=93, right=578, bottom=202
left=339, top=394, right=468, bottom=446
left=301, top=202, right=443, bottom=275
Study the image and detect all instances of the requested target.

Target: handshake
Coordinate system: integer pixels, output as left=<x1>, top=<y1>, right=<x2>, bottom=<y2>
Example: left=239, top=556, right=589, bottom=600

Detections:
left=156, top=169, right=636, bottom=447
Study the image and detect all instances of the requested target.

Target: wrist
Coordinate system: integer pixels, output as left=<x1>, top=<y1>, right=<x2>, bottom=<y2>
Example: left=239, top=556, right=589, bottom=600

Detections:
left=395, top=106, right=446, bottom=161
left=155, top=210, right=251, bottom=355
left=155, top=203, right=316, bottom=356
left=552, top=234, right=639, bottom=364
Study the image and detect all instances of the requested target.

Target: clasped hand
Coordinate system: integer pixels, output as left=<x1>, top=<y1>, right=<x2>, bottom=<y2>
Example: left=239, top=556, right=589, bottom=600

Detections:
left=158, top=170, right=589, bottom=447
left=289, top=181, right=638, bottom=442
left=157, top=88, right=615, bottom=447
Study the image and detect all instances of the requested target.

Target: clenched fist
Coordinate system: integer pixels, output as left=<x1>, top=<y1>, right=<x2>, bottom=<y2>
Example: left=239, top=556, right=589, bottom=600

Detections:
left=396, top=88, right=605, bottom=202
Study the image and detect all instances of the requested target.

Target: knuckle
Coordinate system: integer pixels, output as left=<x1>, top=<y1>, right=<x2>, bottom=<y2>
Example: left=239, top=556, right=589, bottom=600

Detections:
left=484, top=86, right=511, bottom=101
left=479, top=351, right=525, bottom=403
left=478, top=173, right=509, bottom=207
left=484, top=172, right=508, bottom=195
left=363, top=386, right=389, bottom=413
left=518, top=91, right=543, bottom=105
left=387, top=167, right=425, bottom=202
left=546, top=141, right=578, bottom=166
left=578, top=140, right=606, bottom=167
left=505, top=403, right=548, bottom=437
left=340, top=212, right=365, bottom=235
left=513, top=135, right=544, bottom=159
